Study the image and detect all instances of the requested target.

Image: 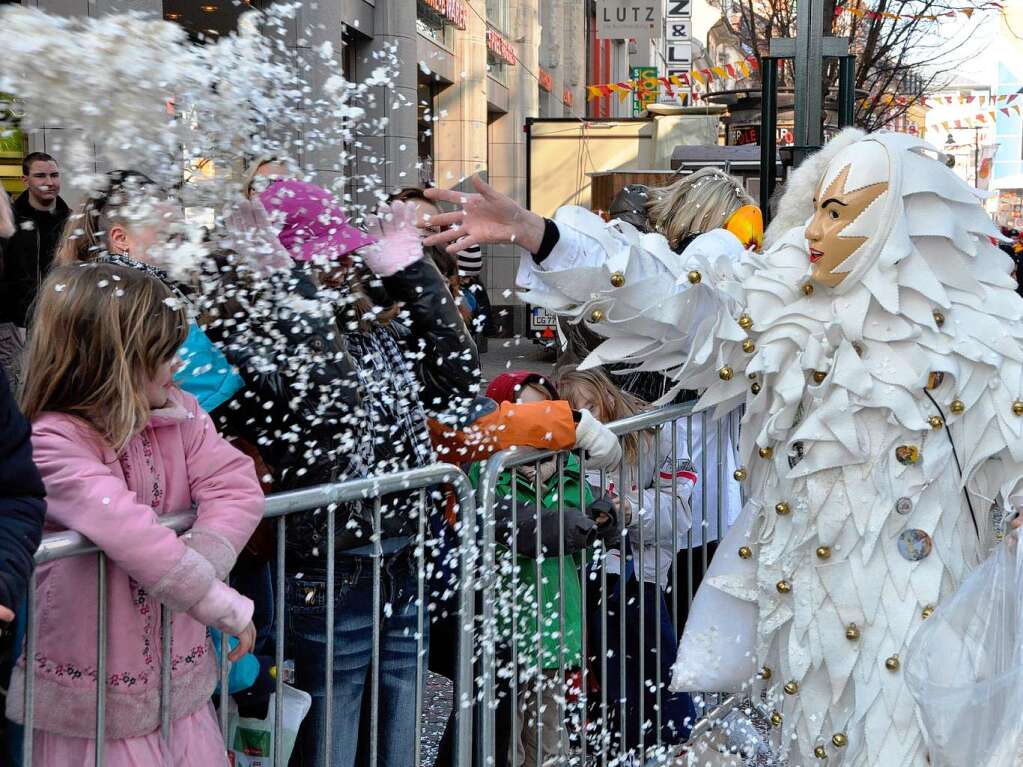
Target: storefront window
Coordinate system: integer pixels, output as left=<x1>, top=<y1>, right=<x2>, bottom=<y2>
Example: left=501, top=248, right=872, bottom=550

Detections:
left=417, top=81, right=437, bottom=187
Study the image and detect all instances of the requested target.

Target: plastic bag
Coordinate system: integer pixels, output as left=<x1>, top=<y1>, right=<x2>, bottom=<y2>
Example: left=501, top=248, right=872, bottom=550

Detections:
left=905, top=532, right=1023, bottom=767
left=226, top=684, right=312, bottom=767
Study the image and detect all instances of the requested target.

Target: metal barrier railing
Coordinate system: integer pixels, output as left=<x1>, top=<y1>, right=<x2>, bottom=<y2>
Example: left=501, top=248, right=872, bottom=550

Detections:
left=476, top=403, right=743, bottom=766
left=18, top=463, right=478, bottom=767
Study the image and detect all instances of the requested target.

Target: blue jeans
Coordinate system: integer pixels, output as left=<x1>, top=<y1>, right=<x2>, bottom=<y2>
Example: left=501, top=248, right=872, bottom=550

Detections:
left=286, top=549, right=425, bottom=767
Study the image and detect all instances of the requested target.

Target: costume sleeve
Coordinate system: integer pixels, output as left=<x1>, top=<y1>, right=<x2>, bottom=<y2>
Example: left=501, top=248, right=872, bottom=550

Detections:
left=0, top=368, right=45, bottom=612
left=429, top=399, right=577, bottom=463
left=515, top=205, right=754, bottom=409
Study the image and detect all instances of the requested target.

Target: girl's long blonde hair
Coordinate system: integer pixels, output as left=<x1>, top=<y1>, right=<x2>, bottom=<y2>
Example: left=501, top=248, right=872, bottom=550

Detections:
left=20, top=263, right=189, bottom=453
left=647, top=167, right=754, bottom=250
left=557, top=367, right=649, bottom=465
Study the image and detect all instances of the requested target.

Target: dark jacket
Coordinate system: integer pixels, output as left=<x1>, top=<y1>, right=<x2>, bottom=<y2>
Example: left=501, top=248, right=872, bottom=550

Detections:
left=0, top=367, right=46, bottom=612
left=0, top=192, right=70, bottom=327
left=206, top=256, right=478, bottom=561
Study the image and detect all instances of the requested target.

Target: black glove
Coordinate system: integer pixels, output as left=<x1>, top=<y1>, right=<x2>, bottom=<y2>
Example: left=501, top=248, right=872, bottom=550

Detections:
left=493, top=498, right=597, bottom=559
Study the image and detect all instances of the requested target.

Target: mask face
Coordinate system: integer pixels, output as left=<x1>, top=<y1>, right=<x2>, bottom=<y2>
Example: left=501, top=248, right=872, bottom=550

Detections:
left=805, top=147, right=889, bottom=288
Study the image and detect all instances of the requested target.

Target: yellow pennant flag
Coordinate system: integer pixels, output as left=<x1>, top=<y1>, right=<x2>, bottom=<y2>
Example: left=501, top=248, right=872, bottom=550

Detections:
left=712, top=66, right=727, bottom=80
left=691, top=70, right=706, bottom=85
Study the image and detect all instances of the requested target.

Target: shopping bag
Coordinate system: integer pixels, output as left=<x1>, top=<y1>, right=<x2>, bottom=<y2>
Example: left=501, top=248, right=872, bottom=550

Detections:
left=905, top=532, right=1023, bottom=767
left=226, top=684, right=312, bottom=767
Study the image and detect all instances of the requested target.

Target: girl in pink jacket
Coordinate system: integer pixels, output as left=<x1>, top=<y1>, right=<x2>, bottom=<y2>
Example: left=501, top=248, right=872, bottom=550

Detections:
left=7, top=262, right=264, bottom=766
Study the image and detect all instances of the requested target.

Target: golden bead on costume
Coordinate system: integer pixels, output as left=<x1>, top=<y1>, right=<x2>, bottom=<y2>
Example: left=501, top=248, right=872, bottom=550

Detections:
left=758, top=446, right=773, bottom=459
left=816, top=545, right=832, bottom=560
left=950, top=399, right=965, bottom=414
left=610, top=271, right=625, bottom=288
left=738, top=313, right=753, bottom=330
left=812, top=370, right=828, bottom=384
left=784, top=681, right=799, bottom=695
left=776, top=580, right=792, bottom=594
left=933, top=310, right=946, bottom=327
left=589, top=309, right=604, bottom=323
left=814, top=745, right=828, bottom=759
left=751, top=382, right=762, bottom=395
left=760, top=666, right=772, bottom=680
left=770, top=711, right=783, bottom=727
left=1013, top=401, right=1023, bottom=416
left=742, top=339, right=756, bottom=353
left=846, top=624, right=860, bottom=641
left=738, top=546, right=753, bottom=560
left=733, top=468, right=747, bottom=481
left=802, top=283, right=815, bottom=296
left=687, top=270, right=702, bottom=284
left=928, top=415, right=944, bottom=429
left=832, top=733, right=849, bottom=748
left=885, top=656, right=900, bottom=671
left=775, top=502, right=791, bottom=516
left=719, top=366, right=734, bottom=381
left=922, top=605, right=935, bottom=620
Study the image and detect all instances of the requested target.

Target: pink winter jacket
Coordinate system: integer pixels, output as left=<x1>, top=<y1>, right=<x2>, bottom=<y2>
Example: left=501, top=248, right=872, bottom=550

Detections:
left=6, top=392, right=264, bottom=739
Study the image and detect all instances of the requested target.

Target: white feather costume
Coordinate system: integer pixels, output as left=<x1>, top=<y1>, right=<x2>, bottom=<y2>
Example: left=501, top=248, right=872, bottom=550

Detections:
left=516, top=131, right=1023, bottom=765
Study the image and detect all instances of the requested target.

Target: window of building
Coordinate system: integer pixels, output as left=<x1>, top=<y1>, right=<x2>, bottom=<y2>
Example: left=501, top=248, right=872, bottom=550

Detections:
left=162, top=0, right=247, bottom=43
left=417, top=0, right=454, bottom=48
left=486, top=0, right=509, bottom=33
left=417, top=81, right=438, bottom=187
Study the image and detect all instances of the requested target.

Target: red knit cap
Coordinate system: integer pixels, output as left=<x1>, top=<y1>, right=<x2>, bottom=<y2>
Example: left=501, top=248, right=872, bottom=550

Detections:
left=485, top=371, right=559, bottom=404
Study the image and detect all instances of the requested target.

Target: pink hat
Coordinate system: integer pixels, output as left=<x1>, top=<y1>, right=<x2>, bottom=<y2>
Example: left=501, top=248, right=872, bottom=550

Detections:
left=260, top=179, right=375, bottom=262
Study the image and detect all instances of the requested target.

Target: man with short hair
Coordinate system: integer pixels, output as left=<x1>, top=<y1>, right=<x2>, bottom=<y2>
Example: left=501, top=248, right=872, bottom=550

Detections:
left=0, top=152, right=70, bottom=381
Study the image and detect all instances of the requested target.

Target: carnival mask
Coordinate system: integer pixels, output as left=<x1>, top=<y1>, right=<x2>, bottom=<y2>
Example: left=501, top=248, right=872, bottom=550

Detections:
left=805, top=142, right=890, bottom=288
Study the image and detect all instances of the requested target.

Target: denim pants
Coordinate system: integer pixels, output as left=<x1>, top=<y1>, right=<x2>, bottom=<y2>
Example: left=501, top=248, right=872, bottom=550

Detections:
left=286, top=548, right=426, bottom=767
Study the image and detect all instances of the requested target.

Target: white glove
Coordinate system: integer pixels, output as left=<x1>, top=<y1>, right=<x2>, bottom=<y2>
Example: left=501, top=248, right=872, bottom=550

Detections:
left=362, top=200, right=424, bottom=277
left=574, top=409, right=622, bottom=470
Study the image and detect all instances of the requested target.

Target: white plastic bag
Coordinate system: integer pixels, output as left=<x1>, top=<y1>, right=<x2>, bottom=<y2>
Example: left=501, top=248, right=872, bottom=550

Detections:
left=226, top=684, right=312, bottom=767
left=905, top=532, right=1023, bottom=767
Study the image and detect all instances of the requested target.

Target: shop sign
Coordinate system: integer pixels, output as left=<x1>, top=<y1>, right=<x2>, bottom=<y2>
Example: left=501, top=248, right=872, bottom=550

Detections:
left=539, top=68, right=553, bottom=92
left=487, top=27, right=518, bottom=65
left=420, top=0, right=468, bottom=30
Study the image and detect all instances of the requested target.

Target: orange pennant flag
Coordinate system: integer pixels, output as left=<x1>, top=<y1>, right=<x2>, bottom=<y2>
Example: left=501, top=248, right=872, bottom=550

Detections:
left=962, top=7, right=974, bottom=17
left=1015, top=105, right=1022, bottom=115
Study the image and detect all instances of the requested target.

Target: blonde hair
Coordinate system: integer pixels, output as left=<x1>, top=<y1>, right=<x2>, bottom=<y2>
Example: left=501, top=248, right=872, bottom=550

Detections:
left=56, top=170, right=159, bottom=266
left=557, top=367, right=649, bottom=465
left=20, top=263, right=189, bottom=453
left=647, top=167, right=754, bottom=250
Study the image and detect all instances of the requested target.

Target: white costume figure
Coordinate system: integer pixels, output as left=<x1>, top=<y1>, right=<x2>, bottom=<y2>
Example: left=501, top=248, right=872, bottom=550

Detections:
left=514, top=131, right=1023, bottom=766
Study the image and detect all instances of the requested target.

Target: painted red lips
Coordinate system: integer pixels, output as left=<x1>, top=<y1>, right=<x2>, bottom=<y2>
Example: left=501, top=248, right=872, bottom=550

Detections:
left=809, top=248, right=824, bottom=263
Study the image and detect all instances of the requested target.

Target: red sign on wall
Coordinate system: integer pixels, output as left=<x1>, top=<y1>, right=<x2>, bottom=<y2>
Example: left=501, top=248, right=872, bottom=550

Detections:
left=487, top=27, right=518, bottom=65
left=421, top=0, right=467, bottom=29
left=539, top=68, right=554, bottom=92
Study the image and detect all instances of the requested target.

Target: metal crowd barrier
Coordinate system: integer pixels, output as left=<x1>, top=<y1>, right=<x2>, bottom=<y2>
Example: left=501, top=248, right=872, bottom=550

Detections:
left=19, top=463, right=478, bottom=767
left=475, top=403, right=744, bottom=767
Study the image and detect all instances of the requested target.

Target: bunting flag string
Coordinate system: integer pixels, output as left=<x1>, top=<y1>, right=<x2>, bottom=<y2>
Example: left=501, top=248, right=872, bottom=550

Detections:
left=859, top=93, right=1020, bottom=109
left=935, top=105, right=1022, bottom=131
left=585, top=56, right=759, bottom=102
left=837, top=2, right=1002, bottom=22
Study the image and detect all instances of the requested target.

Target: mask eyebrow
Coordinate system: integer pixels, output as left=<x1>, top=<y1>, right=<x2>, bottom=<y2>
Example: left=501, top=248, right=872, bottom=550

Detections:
left=822, top=197, right=847, bottom=208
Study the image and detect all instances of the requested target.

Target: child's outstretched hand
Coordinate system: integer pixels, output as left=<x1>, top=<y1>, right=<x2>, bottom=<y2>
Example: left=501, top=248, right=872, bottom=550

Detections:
left=228, top=621, right=256, bottom=662
left=0, top=605, right=13, bottom=623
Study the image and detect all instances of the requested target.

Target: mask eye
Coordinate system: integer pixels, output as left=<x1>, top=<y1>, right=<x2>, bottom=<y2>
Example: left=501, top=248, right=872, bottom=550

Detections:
left=829, top=209, right=840, bottom=220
